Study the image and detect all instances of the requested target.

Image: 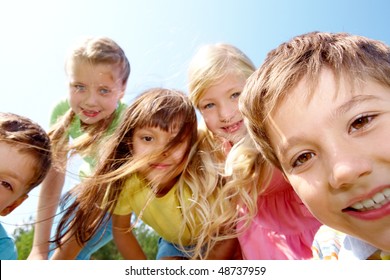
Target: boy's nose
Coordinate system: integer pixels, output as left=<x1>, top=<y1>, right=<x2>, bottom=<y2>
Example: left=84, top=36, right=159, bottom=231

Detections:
left=328, top=154, right=372, bottom=189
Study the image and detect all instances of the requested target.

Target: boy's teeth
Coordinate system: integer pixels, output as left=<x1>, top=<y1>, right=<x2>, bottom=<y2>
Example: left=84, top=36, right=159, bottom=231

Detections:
left=372, top=192, right=386, bottom=204
left=362, top=199, right=375, bottom=208
left=350, top=187, right=390, bottom=211
left=351, top=202, right=364, bottom=210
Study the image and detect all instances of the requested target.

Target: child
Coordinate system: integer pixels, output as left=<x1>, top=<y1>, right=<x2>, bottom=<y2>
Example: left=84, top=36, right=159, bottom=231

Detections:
left=49, top=88, right=206, bottom=259
left=183, top=43, right=321, bottom=260
left=28, top=36, right=130, bottom=260
left=0, top=112, right=51, bottom=260
left=238, top=31, right=390, bottom=259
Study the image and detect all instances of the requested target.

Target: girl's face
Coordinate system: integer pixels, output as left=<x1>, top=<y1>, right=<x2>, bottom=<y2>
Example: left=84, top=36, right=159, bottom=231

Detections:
left=267, top=68, right=390, bottom=251
left=133, top=126, right=189, bottom=190
left=198, top=73, right=247, bottom=144
left=68, top=61, right=125, bottom=125
left=0, top=142, right=34, bottom=215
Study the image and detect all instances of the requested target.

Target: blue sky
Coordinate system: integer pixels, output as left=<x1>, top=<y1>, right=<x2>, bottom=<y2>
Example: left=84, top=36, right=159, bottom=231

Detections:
left=1, top=0, right=390, bottom=234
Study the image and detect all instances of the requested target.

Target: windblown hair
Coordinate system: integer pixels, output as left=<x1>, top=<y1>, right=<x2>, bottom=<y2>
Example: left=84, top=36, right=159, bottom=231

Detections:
left=49, top=36, right=130, bottom=168
left=189, top=134, right=270, bottom=259
left=0, top=112, right=51, bottom=191
left=53, top=88, right=200, bottom=251
left=239, top=31, right=390, bottom=169
left=185, top=43, right=264, bottom=259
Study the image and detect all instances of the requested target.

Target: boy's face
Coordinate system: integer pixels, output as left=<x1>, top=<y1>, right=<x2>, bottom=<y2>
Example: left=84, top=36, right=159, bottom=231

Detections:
left=0, top=142, right=35, bottom=215
left=267, top=68, right=390, bottom=251
left=68, top=61, right=125, bottom=125
left=198, top=73, right=247, bottom=144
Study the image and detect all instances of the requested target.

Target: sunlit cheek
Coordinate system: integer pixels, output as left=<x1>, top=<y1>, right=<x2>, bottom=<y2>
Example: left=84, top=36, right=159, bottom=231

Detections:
left=287, top=176, right=312, bottom=201
left=170, top=149, right=187, bottom=163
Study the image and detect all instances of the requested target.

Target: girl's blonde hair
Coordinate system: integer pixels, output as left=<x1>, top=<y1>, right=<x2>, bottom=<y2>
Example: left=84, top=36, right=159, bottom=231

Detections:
left=188, top=43, right=256, bottom=168
left=0, top=112, right=51, bottom=191
left=54, top=88, right=199, bottom=249
left=49, top=36, right=130, bottom=168
left=240, top=31, right=390, bottom=169
left=186, top=44, right=262, bottom=258
left=188, top=43, right=255, bottom=108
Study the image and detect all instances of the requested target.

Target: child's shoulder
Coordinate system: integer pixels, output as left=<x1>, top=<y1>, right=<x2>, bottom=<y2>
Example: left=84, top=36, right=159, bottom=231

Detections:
left=0, top=224, right=17, bottom=260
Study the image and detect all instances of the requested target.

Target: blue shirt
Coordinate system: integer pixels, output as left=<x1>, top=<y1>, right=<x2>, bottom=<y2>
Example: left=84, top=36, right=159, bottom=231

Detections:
left=0, top=223, right=17, bottom=260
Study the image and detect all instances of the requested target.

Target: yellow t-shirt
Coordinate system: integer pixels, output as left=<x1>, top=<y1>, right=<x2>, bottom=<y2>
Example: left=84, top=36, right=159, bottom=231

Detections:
left=113, top=174, right=195, bottom=245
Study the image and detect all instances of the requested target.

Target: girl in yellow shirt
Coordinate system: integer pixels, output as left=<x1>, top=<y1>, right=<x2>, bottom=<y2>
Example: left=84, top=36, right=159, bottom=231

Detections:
left=50, top=87, right=222, bottom=259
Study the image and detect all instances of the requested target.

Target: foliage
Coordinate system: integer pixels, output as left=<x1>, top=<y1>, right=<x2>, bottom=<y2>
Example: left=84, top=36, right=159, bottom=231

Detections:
left=91, top=222, right=159, bottom=260
left=132, top=221, right=159, bottom=260
left=13, top=219, right=159, bottom=260
left=13, top=217, right=34, bottom=260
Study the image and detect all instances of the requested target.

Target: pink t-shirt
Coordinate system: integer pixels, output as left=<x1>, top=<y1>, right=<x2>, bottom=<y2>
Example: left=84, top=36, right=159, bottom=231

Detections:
left=238, top=169, right=322, bottom=259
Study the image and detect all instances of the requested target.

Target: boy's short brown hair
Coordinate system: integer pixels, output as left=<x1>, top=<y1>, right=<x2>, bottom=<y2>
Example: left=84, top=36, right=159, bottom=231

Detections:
left=0, top=112, right=51, bottom=191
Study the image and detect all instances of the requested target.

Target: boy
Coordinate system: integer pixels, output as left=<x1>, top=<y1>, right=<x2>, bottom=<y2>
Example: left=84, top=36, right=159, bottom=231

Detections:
left=238, top=32, right=390, bottom=259
left=0, top=112, right=51, bottom=259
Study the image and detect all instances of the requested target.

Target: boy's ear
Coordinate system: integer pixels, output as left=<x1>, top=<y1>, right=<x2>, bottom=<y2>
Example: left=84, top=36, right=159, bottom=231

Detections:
left=0, top=194, right=28, bottom=216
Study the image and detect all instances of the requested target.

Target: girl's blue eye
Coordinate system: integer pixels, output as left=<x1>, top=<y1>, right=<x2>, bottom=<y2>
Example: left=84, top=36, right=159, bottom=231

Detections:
left=292, top=152, right=315, bottom=168
left=99, top=88, right=110, bottom=95
left=231, top=92, right=241, bottom=99
left=203, top=103, right=215, bottom=110
left=74, top=85, right=86, bottom=92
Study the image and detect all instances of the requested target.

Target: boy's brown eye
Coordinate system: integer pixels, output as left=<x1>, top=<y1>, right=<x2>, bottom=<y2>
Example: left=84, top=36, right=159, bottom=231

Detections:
left=349, top=115, right=375, bottom=133
left=351, top=116, right=369, bottom=129
left=292, top=152, right=314, bottom=167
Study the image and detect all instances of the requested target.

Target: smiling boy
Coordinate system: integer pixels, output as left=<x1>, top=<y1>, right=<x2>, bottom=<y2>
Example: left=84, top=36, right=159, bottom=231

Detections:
left=239, top=32, right=390, bottom=259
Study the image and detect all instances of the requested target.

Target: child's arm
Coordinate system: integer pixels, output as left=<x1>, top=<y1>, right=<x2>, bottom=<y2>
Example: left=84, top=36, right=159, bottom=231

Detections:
left=112, top=213, right=147, bottom=260
left=50, top=231, right=83, bottom=260
left=28, top=165, right=66, bottom=259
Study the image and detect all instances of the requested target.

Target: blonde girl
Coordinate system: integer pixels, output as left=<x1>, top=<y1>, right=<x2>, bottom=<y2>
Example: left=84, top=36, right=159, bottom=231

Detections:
left=28, top=36, right=130, bottom=260
left=187, top=43, right=321, bottom=259
left=49, top=88, right=212, bottom=259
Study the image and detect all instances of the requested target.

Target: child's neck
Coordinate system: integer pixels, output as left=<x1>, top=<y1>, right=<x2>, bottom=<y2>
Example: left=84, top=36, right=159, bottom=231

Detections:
left=152, top=178, right=177, bottom=198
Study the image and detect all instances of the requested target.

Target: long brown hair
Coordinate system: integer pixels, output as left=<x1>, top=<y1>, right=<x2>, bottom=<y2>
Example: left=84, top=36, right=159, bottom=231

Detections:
left=54, top=88, right=197, bottom=247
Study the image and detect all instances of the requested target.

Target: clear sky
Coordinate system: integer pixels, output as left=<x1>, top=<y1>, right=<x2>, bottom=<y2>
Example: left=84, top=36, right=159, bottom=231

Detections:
left=1, top=0, right=390, bottom=234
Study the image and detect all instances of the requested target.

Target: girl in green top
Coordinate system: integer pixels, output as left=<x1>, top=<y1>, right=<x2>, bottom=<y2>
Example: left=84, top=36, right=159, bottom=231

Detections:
left=28, top=36, right=130, bottom=260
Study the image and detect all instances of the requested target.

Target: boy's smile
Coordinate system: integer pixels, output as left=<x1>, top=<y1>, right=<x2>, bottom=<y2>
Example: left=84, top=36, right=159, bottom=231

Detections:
left=267, top=68, right=390, bottom=251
